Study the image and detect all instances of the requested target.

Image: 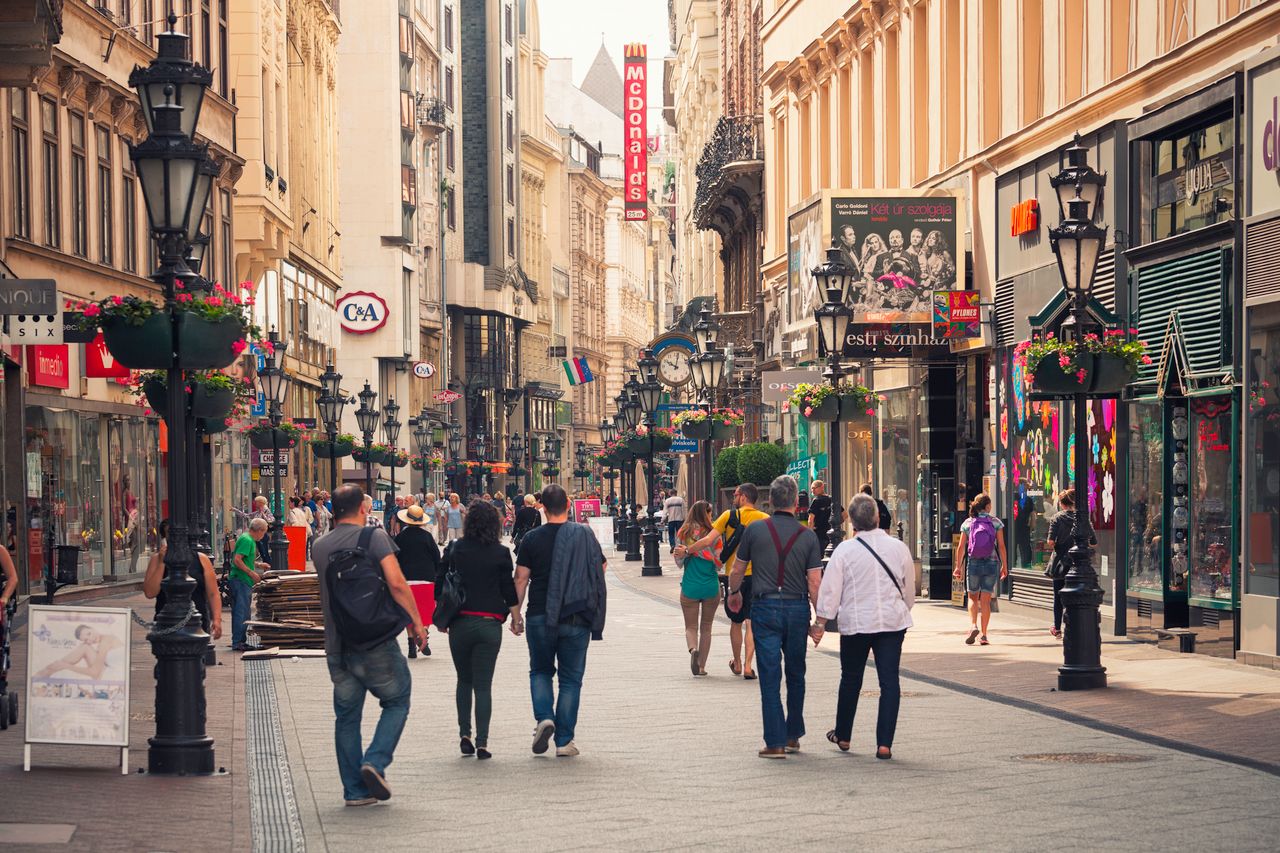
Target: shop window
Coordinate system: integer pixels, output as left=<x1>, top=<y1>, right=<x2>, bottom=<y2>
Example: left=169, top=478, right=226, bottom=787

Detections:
left=1188, top=397, right=1234, bottom=604
left=1141, top=114, right=1235, bottom=242
left=1009, top=358, right=1062, bottom=572
left=1247, top=306, right=1280, bottom=597
left=1127, top=401, right=1164, bottom=593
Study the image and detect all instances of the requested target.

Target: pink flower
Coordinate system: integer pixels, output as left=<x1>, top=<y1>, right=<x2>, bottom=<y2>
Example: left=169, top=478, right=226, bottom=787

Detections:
left=224, top=417, right=234, bottom=427
left=111, top=295, right=124, bottom=306
left=175, top=282, right=185, bottom=291
left=206, top=296, right=223, bottom=307
left=175, top=293, right=193, bottom=304
left=231, top=339, right=248, bottom=355
left=865, top=408, right=875, bottom=416
left=261, top=341, right=274, bottom=355
left=1129, top=327, right=1140, bottom=335
left=84, top=304, right=102, bottom=317
left=723, top=420, right=732, bottom=426
left=1075, top=369, right=1087, bottom=384
left=804, top=406, right=813, bottom=417
left=1141, top=355, right=1153, bottom=365
left=1058, top=354, right=1071, bottom=369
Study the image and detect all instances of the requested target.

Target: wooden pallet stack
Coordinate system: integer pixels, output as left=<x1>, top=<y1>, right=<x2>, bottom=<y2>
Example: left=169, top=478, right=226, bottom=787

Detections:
left=247, top=571, right=326, bottom=651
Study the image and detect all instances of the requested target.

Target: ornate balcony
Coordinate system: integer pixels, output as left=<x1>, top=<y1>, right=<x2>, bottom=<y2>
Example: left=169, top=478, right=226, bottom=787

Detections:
left=693, top=114, right=764, bottom=236
left=415, top=94, right=447, bottom=141
left=0, top=0, right=62, bottom=88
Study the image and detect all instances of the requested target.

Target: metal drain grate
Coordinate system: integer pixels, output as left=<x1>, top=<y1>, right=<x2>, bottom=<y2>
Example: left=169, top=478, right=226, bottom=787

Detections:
left=1016, top=752, right=1150, bottom=764
left=860, top=690, right=934, bottom=698
left=246, top=660, right=306, bottom=852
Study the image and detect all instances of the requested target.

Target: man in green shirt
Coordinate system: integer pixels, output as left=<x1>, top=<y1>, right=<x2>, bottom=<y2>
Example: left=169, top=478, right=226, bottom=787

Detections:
left=231, top=519, right=270, bottom=651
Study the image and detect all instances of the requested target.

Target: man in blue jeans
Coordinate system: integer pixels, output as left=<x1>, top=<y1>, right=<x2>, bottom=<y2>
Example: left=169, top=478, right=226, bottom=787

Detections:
left=726, top=475, right=824, bottom=758
left=229, top=519, right=270, bottom=651
left=516, top=483, right=606, bottom=758
left=312, top=487, right=426, bottom=807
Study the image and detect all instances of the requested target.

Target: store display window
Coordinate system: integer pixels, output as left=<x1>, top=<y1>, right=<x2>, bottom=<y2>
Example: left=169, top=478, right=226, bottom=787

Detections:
left=1247, top=305, right=1280, bottom=598
left=1127, top=401, right=1164, bottom=594
left=1188, top=397, right=1235, bottom=605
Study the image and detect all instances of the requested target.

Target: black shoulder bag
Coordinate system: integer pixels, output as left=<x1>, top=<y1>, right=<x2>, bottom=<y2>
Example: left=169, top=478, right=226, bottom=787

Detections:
left=432, top=543, right=468, bottom=631
left=717, top=509, right=744, bottom=565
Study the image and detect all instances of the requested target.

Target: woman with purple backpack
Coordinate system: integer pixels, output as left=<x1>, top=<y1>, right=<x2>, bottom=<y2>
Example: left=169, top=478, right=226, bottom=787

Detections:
left=953, top=494, right=1008, bottom=646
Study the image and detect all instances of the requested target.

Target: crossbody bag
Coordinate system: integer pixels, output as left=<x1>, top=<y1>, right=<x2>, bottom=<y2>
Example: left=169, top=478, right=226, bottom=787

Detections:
left=857, top=538, right=906, bottom=603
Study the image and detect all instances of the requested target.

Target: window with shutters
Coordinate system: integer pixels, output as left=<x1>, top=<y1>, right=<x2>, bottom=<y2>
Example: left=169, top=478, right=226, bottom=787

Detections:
left=1133, top=248, right=1230, bottom=386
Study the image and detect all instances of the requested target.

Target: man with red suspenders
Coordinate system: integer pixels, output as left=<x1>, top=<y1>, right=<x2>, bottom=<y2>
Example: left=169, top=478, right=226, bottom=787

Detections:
left=726, top=475, right=825, bottom=758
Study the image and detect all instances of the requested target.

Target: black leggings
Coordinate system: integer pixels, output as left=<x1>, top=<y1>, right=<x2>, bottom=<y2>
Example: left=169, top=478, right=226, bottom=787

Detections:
left=834, top=630, right=906, bottom=748
left=1052, top=575, right=1066, bottom=630
left=449, top=616, right=503, bottom=747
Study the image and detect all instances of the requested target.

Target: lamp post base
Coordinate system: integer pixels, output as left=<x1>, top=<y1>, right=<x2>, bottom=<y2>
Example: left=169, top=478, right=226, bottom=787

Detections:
left=269, top=529, right=290, bottom=573
left=1057, top=554, right=1108, bottom=691
left=625, top=514, right=642, bottom=562
left=641, top=521, right=662, bottom=576
left=613, top=511, right=625, bottom=551
left=147, top=626, right=216, bottom=776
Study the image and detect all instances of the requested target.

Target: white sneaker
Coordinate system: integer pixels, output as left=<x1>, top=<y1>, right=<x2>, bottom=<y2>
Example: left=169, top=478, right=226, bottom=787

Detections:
left=532, top=719, right=555, bottom=754
left=556, top=742, right=579, bottom=757
left=344, top=798, right=378, bottom=807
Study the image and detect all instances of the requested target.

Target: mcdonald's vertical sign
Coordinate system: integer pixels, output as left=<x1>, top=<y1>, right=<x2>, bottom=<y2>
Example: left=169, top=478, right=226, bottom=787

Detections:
left=623, top=43, right=648, bottom=221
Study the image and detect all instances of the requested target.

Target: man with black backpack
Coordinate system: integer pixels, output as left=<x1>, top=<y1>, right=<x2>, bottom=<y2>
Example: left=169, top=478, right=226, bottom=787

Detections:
left=312, top=485, right=427, bottom=807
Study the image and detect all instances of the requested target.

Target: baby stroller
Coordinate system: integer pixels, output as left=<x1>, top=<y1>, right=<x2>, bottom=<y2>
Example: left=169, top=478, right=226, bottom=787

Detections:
left=0, top=598, right=18, bottom=730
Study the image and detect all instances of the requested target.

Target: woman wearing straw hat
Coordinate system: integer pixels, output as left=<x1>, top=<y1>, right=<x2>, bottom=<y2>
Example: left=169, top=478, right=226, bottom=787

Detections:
left=395, top=503, right=443, bottom=658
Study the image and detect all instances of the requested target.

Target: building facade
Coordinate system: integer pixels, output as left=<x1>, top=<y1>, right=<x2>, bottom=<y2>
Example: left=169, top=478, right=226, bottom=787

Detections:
left=1, top=1, right=243, bottom=593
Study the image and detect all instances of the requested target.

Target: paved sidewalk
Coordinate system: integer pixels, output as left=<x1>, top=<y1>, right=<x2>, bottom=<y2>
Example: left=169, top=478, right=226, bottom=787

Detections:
left=273, top=559, right=1279, bottom=852
left=610, top=546, right=1280, bottom=773
left=0, top=591, right=250, bottom=852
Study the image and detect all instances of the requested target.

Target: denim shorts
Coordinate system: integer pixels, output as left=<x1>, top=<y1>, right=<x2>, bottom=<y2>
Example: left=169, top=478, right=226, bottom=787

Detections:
left=966, top=557, right=1001, bottom=594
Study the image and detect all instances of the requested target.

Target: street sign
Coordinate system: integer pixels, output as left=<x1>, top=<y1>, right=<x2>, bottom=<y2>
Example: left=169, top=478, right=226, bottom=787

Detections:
left=671, top=436, right=698, bottom=454
left=259, top=460, right=288, bottom=478
left=249, top=343, right=267, bottom=417
left=0, top=279, right=56, bottom=315
left=412, top=361, right=435, bottom=379
left=656, top=403, right=696, bottom=412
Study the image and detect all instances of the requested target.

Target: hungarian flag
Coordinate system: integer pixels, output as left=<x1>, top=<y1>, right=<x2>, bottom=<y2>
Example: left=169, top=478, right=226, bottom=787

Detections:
left=563, top=356, right=594, bottom=386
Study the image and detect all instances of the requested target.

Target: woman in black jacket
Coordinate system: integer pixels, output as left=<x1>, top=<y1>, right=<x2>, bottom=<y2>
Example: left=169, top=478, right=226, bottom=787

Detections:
left=512, top=493, right=541, bottom=552
left=395, top=504, right=442, bottom=657
left=443, top=500, right=520, bottom=759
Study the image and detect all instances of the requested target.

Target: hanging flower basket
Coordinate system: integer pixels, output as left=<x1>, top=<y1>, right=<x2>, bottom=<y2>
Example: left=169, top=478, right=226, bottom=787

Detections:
left=390, top=450, right=410, bottom=467
left=198, top=417, right=229, bottom=434
left=101, top=313, right=172, bottom=369
left=249, top=428, right=294, bottom=450
left=140, top=372, right=236, bottom=421
left=787, top=383, right=839, bottom=422
left=710, top=422, right=737, bottom=441
left=543, top=467, right=560, bottom=477
left=443, top=462, right=461, bottom=476
left=572, top=469, right=593, bottom=479
left=803, top=395, right=839, bottom=422
left=1030, top=355, right=1094, bottom=394
left=837, top=383, right=878, bottom=421
left=1089, top=353, right=1134, bottom=394
left=311, top=435, right=355, bottom=459
left=100, top=312, right=246, bottom=370
left=681, top=420, right=712, bottom=440
left=603, top=470, right=619, bottom=480
left=176, top=313, right=244, bottom=369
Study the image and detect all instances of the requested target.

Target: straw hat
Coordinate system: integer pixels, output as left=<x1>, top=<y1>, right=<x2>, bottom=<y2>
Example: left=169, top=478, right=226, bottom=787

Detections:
left=397, top=504, right=428, bottom=526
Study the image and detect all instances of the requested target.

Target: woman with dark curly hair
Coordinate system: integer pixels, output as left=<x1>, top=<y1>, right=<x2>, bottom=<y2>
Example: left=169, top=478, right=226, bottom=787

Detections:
left=442, top=500, right=520, bottom=759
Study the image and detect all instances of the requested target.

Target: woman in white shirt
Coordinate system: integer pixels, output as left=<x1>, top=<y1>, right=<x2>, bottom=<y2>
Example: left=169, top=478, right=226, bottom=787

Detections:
left=812, top=493, right=915, bottom=760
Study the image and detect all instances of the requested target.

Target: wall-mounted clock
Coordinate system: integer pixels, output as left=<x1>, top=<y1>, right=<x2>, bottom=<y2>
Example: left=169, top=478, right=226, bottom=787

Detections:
left=649, top=333, right=698, bottom=388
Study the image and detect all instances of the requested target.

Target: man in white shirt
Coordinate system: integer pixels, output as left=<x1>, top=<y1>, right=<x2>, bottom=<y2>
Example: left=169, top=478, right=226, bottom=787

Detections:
left=662, top=493, right=686, bottom=548
left=811, top=494, right=915, bottom=759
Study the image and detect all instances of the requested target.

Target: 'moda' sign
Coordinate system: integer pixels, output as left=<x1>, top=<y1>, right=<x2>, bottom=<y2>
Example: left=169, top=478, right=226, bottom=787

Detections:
left=337, top=291, right=389, bottom=334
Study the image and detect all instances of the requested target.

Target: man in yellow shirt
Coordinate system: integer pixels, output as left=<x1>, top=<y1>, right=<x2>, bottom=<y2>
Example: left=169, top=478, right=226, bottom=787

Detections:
left=676, top=482, right=768, bottom=679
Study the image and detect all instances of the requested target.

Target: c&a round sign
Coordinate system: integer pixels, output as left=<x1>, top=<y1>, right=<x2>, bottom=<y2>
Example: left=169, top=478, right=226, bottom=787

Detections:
left=336, top=291, right=389, bottom=334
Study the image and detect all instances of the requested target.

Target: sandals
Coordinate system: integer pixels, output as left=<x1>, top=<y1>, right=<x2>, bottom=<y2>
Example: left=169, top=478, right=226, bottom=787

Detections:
left=729, top=659, right=742, bottom=676
left=743, top=669, right=757, bottom=681
left=826, top=730, right=850, bottom=752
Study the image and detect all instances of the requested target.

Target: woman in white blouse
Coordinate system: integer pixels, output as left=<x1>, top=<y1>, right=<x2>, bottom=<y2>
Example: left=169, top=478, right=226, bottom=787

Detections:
left=811, top=494, right=915, bottom=759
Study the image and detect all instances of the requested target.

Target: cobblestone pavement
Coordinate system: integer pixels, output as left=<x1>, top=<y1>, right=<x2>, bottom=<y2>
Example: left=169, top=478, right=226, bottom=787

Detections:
left=274, top=564, right=1280, bottom=853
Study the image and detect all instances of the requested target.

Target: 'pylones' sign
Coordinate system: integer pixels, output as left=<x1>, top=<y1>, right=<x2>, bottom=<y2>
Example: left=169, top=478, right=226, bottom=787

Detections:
left=623, top=43, right=648, bottom=222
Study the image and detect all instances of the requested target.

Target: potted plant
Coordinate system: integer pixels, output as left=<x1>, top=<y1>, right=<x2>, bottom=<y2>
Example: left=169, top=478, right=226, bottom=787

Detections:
left=1015, top=329, right=1151, bottom=395
left=626, top=424, right=674, bottom=454
left=785, top=382, right=838, bottom=422
left=671, top=408, right=713, bottom=440
left=713, top=444, right=743, bottom=490
left=311, top=432, right=355, bottom=459
left=243, top=419, right=306, bottom=450
left=709, top=407, right=745, bottom=440
left=78, top=295, right=168, bottom=369
left=389, top=449, right=410, bottom=467
left=136, top=370, right=239, bottom=421
left=735, top=442, right=789, bottom=490
left=836, top=382, right=878, bottom=422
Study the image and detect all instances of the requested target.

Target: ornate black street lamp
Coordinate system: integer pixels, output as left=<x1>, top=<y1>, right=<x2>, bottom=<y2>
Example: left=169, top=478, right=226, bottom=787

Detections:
left=620, top=379, right=643, bottom=562
left=607, top=409, right=626, bottom=550
left=129, top=14, right=217, bottom=775
left=410, top=415, right=431, bottom=494
left=509, top=432, right=525, bottom=499
left=318, top=362, right=345, bottom=491
left=382, top=398, right=402, bottom=524
left=447, top=423, right=462, bottom=495
left=1049, top=135, right=1109, bottom=691
left=474, top=433, right=489, bottom=496
left=256, top=330, right=291, bottom=573
left=812, top=245, right=855, bottom=562
left=637, top=351, right=664, bottom=576
left=690, top=323, right=726, bottom=508
left=354, top=382, right=380, bottom=496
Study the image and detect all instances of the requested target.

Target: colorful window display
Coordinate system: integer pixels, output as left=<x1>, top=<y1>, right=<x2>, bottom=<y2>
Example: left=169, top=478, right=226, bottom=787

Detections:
left=1247, top=308, right=1280, bottom=598
left=1127, top=402, right=1164, bottom=594
left=1008, top=355, right=1062, bottom=572
left=1188, top=397, right=1234, bottom=604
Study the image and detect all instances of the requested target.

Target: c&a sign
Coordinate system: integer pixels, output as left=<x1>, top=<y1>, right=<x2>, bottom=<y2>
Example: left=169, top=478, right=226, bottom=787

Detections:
left=336, top=291, right=389, bottom=335
left=623, top=43, right=648, bottom=222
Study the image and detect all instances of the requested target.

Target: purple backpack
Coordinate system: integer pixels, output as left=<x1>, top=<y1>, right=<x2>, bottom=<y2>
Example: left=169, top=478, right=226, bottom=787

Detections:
left=967, top=515, right=998, bottom=559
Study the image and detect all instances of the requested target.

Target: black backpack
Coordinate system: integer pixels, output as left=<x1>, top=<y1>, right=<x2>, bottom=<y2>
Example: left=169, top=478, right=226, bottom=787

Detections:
left=324, top=527, right=409, bottom=651
left=877, top=499, right=892, bottom=531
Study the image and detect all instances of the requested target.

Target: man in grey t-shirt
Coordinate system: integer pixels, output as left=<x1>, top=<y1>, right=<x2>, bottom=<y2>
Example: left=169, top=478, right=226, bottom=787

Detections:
left=725, top=475, right=824, bottom=758
left=310, top=486, right=425, bottom=807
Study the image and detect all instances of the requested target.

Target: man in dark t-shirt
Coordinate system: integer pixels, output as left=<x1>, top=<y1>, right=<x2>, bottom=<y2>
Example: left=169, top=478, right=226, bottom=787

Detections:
left=806, top=480, right=833, bottom=536
left=514, top=518, right=561, bottom=618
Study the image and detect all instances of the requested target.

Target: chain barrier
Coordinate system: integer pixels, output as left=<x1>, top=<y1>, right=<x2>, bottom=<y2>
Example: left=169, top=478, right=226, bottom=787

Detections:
left=131, top=601, right=199, bottom=636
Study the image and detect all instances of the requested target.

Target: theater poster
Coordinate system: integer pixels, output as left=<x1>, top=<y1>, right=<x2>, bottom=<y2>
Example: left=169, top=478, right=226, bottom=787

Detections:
left=825, top=189, right=965, bottom=325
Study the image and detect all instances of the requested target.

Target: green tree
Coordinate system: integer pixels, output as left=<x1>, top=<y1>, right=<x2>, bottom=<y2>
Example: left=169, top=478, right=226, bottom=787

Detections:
left=713, top=444, right=743, bottom=489
left=735, top=442, right=788, bottom=489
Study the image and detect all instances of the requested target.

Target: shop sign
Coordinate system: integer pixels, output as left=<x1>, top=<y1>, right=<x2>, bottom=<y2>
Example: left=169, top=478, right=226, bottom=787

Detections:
left=4, top=311, right=63, bottom=343
left=433, top=389, right=462, bottom=404
left=1009, top=199, right=1039, bottom=237
left=336, top=291, right=389, bottom=334
left=412, top=361, right=435, bottom=379
left=670, top=436, right=697, bottom=454
left=622, top=43, right=648, bottom=222
left=0, top=278, right=56, bottom=315
left=61, top=312, right=96, bottom=344
left=27, top=345, right=69, bottom=388
left=761, top=369, right=823, bottom=403
left=840, top=324, right=952, bottom=359
left=1248, top=55, right=1280, bottom=215
left=828, top=190, right=965, bottom=326
left=84, top=334, right=130, bottom=379
left=932, top=291, right=982, bottom=339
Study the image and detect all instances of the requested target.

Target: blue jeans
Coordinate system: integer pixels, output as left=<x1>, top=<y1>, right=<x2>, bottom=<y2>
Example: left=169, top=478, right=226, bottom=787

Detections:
left=329, top=638, right=412, bottom=801
left=230, top=579, right=252, bottom=647
left=750, top=598, right=811, bottom=748
left=667, top=520, right=680, bottom=548
left=526, top=614, right=591, bottom=747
